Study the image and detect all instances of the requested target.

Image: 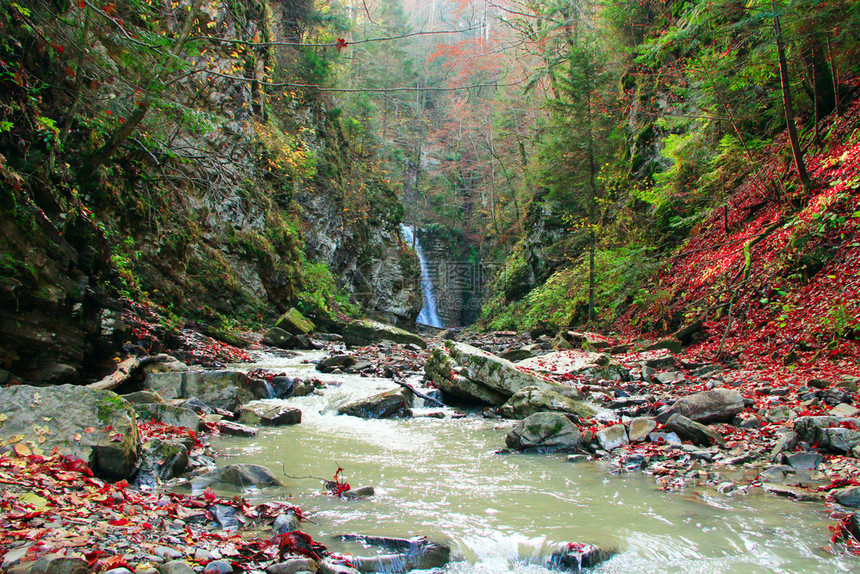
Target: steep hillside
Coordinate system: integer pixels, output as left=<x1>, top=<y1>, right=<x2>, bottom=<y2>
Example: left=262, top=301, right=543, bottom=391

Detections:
left=478, top=0, right=860, bottom=376
left=0, top=0, right=419, bottom=385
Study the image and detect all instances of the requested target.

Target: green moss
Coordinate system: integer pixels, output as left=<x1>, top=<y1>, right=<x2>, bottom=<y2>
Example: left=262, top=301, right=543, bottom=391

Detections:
left=96, top=393, right=130, bottom=424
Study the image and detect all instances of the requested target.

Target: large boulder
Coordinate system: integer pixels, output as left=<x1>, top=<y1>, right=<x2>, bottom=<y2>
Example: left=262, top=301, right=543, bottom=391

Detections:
left=274, top=308, right=315, bottom=336
left=342, top=320, right=427, bottom=349
left=663, top=414, right=725, bottom=447
left=143, top=370, right=268, bottom=412
left=656, top=388, right=744, bottom=424
left=240, top=402, right=302, bottom=426
left=190, top=464, right=281, bottom=493
left=425, top=343, right=581, bottom=406
left=337, top=389, right=413, bottom=419
left=424, top=349, right=508, bottom=405
left=794, top=416, right=860, bottom=452
left=505, top=412, right=583, bottom=453
left=0, top=385, right=139, bottom=479
left=498, top=387, right=596, bottom=420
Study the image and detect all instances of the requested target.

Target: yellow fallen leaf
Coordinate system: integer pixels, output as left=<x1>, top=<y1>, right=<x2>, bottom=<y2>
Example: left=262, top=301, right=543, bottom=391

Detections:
left=18, top=492, right=48, bottom=510
left=13, top=443, right=31, bottom=456
left=4, top=434, right=24, bottom=445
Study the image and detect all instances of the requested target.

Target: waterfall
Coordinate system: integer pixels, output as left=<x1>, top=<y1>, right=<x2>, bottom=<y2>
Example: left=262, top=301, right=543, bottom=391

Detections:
left=400, top=224, right=444, bottom=328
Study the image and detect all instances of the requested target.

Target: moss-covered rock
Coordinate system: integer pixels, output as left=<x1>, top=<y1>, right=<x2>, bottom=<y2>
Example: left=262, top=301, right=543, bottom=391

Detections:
left=343, top=319, right=426, bottom=348
left=0, top=385, right=139, bottom=479
left=274, top=308, right=315, bottom=336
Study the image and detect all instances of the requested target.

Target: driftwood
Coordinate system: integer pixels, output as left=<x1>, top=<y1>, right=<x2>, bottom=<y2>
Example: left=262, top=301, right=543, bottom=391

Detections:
left=392, top=379, right=447, bottom=408
left=88, top=356, right=141, bottom=391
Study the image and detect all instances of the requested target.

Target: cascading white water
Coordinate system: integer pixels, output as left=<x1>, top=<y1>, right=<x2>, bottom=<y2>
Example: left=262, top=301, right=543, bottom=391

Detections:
left=400, top=224, right=444, bottom=328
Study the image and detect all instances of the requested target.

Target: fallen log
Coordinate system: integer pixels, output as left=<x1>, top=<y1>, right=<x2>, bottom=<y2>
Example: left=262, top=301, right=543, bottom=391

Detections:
left=392, top=379, right=447, bottom=408
left=88, top=356, right=141, bottom=391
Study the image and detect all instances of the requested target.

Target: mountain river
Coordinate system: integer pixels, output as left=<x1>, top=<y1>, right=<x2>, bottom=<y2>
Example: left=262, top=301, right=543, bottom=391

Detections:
left=214, top=351, right=856, bottom=574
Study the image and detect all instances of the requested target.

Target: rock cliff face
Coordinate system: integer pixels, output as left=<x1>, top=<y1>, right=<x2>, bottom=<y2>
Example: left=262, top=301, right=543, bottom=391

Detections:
left=0, top=0, right=420, bottom=384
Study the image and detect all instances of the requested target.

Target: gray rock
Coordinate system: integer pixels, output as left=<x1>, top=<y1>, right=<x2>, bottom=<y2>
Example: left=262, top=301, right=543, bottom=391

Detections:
left=628, top=417, right=657, bottom=442
left=263, top=327, right=313, bottom=350
left=273, top=513, right=301, bottom=534
left=342, top=486, right=375, bottom=499
left=761, top=483, right=825, bottom=502
left=217, top=420, right=258, bottom=437
left=122, top=390, right=168, bottom=405
left=135, top=439, right=189, bottom=486
left=770, top=431, right=798, bottom=460
left=498, top=386, right=596, bottom=420
left=794, top=416, right=860, bottom=452
left=784, top=451, right=823, bottom=470
left=830, top=403, right=860, bottom=418
left=317, top=355, right=357, bottom=372
left=240, top=403, right=302, bottom=426
left=425, top=349, right=507, bottom=405
left=832, top=487, right=860, bottom=508
left=642, top=351, right=676, bottom=369
left=663, top=414, right=725, bottom=447
left=157, top=561, right=195, bottom=574
left=596, top=424, right=629, bottom=451
left=505, top=412, right=583, bottom=453
left=211, top=504, right=240, bottom=530
left=653, top=371, right=685, bottom=384
left=337, top=388, right=412, bottom=419
left=190, top=464, right=280, bottom=492
left=657, top=388, right=744, bottom=424
left=500, top=349, right=535, bottom=362
left=267, top=559, right=319, bottom=574
left=23, top=554, right=88, bottom=574
left=318, top=558, right=361, bottom=574
left=203, top=560, right=234, bottom=574
left=547, top=542, right=614, bottom=570
left=0, top=385, right=139, bottom=479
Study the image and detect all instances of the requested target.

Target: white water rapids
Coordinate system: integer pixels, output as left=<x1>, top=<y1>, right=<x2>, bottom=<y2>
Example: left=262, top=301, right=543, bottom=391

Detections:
left=213, top=351, right=858, bottom=573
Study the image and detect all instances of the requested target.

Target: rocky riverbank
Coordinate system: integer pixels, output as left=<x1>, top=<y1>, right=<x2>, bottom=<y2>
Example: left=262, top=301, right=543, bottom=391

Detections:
left=2, top=320, right=860, bottom=572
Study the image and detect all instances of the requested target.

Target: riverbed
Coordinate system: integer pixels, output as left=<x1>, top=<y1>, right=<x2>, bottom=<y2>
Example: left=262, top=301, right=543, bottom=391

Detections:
left=216, top=351, right=857, bottom=573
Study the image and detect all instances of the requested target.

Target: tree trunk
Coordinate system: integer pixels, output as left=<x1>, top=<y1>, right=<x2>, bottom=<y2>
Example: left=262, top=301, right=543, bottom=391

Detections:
left=773, top=9, right=812, bottom=195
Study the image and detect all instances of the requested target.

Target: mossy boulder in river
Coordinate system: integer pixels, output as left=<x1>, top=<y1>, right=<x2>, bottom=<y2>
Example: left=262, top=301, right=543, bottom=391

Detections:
left=499, top=386, right=596, bottom=420
left=342, top=319, right=426, bottom=349
left=425, top=342, right=583, bottom=407
left=0, top=385, right=139, bottom=479
left=336, top=388, right=413, bottom=419
left=274, top=308, right=315, bottom=336
left=505, top=412, right=583, bottom=453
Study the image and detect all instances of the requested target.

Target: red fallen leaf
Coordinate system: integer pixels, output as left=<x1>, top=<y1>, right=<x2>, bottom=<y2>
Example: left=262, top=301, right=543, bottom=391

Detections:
left=114, top=479, right=129, bottom=490
left=83, top=427, right=97, bottom=433
left=108, top=518, right=132, bottom=526
left=203, top=488, right=217, bottom=502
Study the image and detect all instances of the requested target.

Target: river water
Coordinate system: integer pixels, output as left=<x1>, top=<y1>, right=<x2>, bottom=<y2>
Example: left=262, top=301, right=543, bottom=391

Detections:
left=216, top=351, right=857, bottom=573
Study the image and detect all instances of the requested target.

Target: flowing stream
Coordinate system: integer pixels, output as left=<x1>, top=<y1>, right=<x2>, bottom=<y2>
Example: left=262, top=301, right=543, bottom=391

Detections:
left=400, top=225, right=444, bottom=328
left=215, top=351, right=857, bottom=574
